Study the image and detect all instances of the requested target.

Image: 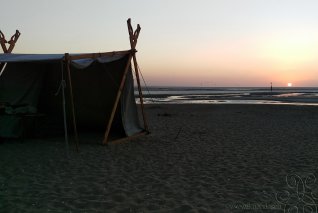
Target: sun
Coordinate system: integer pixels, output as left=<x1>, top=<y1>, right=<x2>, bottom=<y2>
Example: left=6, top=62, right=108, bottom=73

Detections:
left=287, top=83, right=293, bottom=87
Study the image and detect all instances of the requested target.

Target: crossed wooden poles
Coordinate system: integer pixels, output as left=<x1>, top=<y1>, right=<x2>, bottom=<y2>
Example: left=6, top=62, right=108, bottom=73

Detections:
left=102, top=18, right=149, bottom=144
left=0, top=30, right=20, bottom=53
left=0, top=30, right=20, bottom=74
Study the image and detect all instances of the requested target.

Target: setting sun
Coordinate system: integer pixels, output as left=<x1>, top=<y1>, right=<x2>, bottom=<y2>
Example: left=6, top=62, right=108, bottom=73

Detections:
left=287, top=83, right=293, bottom=87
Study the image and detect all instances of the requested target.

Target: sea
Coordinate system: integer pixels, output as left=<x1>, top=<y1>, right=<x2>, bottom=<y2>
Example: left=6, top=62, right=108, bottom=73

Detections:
left=135, top=87, right=318, bottom=106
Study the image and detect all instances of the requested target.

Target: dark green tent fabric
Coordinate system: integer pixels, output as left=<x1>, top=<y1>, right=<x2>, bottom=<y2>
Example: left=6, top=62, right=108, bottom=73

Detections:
left=0, top=53, right=143, bottom=140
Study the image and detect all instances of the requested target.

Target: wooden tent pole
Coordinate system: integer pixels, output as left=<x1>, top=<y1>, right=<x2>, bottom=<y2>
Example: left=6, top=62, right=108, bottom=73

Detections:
left=0, top=31, right=8, bottom=53
left=0, top=30, right=20, bottom=53
left=132, top=56, right=148, bottom=131
left=102, top=52, right=134, bottom=145
left=65, top=53, right=79, bottom=152
left=127, top=19, right=149, bottom=132
left=102, top=19, right=148, bottom=144
left=7, top=30, right=21, bottom=53
left=0, top=30, right=20, bottom=75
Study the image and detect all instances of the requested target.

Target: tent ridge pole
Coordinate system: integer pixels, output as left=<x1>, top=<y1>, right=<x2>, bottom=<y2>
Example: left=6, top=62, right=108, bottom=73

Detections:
left=65, top=53, right=80, bottom=152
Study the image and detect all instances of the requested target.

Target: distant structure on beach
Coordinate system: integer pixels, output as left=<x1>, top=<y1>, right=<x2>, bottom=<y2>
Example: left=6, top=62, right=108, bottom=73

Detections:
left=270, top=82, right=273, bottom=92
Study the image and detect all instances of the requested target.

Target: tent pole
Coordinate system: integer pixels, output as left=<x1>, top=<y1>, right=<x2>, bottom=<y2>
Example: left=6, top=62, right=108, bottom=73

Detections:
left=102, top=53, right=134, bottom=145
left=0, top=30, right=20, bottom=74
left=60, top=61, right=70, bottom=157
left=0, top=30, right=8, bottom=53
left=132, top=53, right=148, bottom=131
left=65, top=53, right=79, bottom=152
left=0, top=30, right=20, bottom=54
left=127, top=19, right=149, bottom=132
left=102, top=19, right=147, bottom=144
left=7, top=30, right=21, bottom=53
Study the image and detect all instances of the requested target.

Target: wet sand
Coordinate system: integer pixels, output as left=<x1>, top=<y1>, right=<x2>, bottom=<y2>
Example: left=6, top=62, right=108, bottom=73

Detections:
left=1, top=104, right=318, bottom=212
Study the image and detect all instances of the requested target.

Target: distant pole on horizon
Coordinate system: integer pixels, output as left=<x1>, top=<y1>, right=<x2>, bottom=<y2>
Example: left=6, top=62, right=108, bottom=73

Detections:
left=270, top=82, right=273, bottom=92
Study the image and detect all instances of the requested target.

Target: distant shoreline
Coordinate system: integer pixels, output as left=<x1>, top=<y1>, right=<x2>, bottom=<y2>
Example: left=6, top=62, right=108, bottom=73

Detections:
left=135, top=87, right=318, bottom=105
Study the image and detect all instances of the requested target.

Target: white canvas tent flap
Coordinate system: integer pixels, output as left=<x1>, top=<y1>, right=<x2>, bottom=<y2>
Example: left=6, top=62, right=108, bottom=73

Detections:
left=71, top=55, right=126, bottom=69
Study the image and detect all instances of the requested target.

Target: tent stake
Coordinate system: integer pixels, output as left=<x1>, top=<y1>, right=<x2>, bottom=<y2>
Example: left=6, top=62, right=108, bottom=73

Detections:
left=65, top=53, right=79, bottom=152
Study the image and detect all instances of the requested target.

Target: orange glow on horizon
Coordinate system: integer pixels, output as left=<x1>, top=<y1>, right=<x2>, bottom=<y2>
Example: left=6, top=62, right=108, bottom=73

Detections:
left=258, top=31, right=318, bottom=71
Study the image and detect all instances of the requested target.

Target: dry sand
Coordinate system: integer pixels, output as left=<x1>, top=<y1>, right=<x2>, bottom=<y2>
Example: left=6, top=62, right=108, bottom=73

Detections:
left=1, top=104, right=318, bottom=212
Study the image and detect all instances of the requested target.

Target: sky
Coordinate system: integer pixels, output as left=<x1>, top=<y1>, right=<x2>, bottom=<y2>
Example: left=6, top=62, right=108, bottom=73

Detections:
left=1, top=0, right=318, bottom=87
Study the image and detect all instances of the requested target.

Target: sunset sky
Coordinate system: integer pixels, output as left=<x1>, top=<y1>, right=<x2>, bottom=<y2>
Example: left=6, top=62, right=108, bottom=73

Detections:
left=1, top=0, right=318, bottom=87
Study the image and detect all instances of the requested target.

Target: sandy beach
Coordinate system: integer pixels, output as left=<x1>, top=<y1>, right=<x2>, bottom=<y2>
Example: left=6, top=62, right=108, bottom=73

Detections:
left=1, top=104, right=318, bottom=212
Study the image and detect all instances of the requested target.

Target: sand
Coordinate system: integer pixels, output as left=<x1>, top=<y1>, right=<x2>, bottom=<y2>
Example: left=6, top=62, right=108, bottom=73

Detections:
left=1, top=104, right=318, bottom=212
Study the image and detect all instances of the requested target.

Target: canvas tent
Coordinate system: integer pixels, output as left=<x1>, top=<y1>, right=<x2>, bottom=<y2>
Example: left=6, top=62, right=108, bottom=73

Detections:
left=0, top=19, right=148, bottom=148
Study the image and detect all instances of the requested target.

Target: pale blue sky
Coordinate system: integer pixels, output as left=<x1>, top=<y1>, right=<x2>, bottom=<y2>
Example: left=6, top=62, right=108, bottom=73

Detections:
left=1, top=0, right=318, bottom=86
